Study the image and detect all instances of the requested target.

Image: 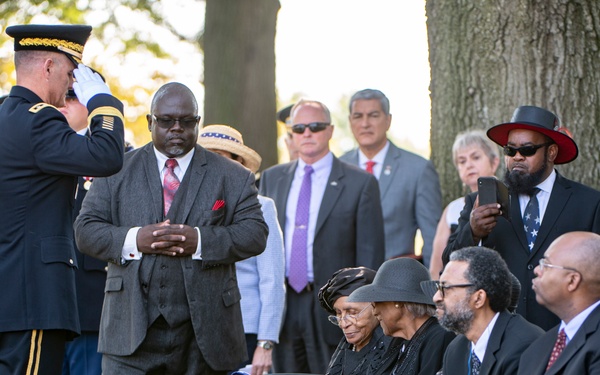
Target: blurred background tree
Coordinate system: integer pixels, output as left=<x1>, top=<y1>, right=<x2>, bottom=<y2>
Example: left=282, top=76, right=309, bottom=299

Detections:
left=427, top=0, right=600, bottom=205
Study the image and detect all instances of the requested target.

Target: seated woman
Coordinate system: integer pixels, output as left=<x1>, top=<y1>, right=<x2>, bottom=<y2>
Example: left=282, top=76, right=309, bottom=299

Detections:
left=349, top=258, right=455, bottom=375
left=318, top=267, right=403, bottom=375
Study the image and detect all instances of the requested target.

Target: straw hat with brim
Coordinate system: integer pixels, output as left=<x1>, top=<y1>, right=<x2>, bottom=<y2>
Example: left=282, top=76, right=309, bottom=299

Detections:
left=348, top=258, right=434, bottom=306
left=198, top=125, right=262, bottom=173
left=486, top=105, right=578, bottom=164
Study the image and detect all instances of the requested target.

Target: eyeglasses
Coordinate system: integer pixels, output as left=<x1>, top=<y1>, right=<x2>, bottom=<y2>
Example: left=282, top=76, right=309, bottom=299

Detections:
left=538, top=258, right=579, bottom=273
left=328, top=304, right=371, bottom=326
left=435, top=282, right=475, bottom=298
left=152, top=115, right=201, bottom=129
left=290, top=122, right=330, bottom=134
left=503, top=142, right=553, bottom=157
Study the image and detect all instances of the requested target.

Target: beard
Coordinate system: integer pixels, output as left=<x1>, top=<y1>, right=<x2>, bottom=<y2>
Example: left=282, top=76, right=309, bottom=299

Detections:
left=503, top=152, right=549, bottom=195
left=438, top=298, right=474, bottom=335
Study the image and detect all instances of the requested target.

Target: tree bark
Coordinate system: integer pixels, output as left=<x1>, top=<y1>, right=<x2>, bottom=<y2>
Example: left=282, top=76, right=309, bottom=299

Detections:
left=427, top=0, right=600, bottom=205
left=203, top=0, right=280, bottom=172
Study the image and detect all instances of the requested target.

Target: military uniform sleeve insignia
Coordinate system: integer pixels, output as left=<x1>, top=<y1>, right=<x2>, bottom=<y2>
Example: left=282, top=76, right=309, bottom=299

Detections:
left=29, top=103, right=58, bottom=113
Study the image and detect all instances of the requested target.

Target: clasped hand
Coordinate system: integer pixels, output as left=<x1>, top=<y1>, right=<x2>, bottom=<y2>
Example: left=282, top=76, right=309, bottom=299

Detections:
left=137, top=220, right=198, bottom=257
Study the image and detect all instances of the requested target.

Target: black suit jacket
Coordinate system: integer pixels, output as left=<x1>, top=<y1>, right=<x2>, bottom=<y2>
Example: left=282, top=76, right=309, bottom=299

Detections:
left=518, top=304, right=600, bottom=375
left=0, top=86, right=124, bottom=335
left=443, top=173, right=600, bottom=330
left=259, top=156, right=385, bottom=344
left=443, top=311, right=543, bottom=375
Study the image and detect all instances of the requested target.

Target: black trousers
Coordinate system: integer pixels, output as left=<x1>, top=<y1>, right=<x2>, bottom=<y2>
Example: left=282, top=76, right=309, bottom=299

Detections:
left=0, top=329, right=69, bottom=375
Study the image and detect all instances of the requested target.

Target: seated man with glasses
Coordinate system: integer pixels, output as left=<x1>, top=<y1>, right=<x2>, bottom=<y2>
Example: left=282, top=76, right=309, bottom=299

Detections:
left=429, top=246, right=543, bottom=375
left=318, top=267, right=403, bottom=375
left=519, top=231, right=600, bottom=374
left=442, top=105, right=600, bottom=331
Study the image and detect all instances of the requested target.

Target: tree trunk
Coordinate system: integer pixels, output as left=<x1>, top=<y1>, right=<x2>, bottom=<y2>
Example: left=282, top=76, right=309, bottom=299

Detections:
left=203, top=0, right=280, bottom=171
left=427, top=0, right=600, bottom=205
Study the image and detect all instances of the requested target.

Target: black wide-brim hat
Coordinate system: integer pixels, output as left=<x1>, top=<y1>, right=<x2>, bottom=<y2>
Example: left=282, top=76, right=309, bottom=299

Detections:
left=6, top=24, right=92, bottom=67
left=348, top=258, right=434, bottom=306
left=487, top=105, right=578, bottom=164
left=277, top=104, right=293, bottom=124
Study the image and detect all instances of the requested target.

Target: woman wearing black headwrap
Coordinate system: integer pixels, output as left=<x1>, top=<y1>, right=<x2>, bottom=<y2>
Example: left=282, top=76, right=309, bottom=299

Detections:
left=318, top=267, right=404, bottom=375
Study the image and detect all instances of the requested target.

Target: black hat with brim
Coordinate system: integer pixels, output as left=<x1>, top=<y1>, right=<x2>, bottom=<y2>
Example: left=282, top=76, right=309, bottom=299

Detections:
left=487, top=105, right=578, bottom=164
left=348, top=258, right=434, bottom=306
left=6, top=24, right=92, bottom=67
left=277, top=104, right=293, bottom=124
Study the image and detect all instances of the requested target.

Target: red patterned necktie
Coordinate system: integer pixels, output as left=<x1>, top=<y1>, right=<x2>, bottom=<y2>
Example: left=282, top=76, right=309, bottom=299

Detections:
left=546, top=328, right=566, bottom=371
left=366, top=160, right=376, bottom=174
left=163, top=158, right=180, bottom=216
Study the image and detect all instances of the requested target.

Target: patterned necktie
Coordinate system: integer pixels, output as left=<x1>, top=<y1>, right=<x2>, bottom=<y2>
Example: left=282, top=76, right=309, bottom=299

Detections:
left=365, top=160, right=376, bottom=174
left=163, top=158, right=180, bottom=216
left=288, top=165, right=314, bottom=293
left=471, top=350, right=481, bottom=375
left=523, top=188, right=541, bottom=251
left=546, top=329, right=567, bottom=371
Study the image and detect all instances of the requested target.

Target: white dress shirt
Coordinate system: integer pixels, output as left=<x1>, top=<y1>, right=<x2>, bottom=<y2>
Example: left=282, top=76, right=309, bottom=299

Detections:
left=471, top=312, right=500, bottom=364
left=357, top=141, right=389, bottom=180
left=284, top=152, right=333, bottom=281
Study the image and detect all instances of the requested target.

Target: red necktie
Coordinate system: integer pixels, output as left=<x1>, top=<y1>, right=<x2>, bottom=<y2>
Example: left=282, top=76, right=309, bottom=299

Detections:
left=366, top=160, right=376, bottom=174
left=546, top=328, right=566, bottom=371
left=163, top=158, right=180, bottom=216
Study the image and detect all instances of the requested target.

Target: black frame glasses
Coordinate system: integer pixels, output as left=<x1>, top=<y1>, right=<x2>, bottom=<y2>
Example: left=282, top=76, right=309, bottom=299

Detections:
left=290, top=122, right=330, bottom=134
left=152, top=115, right=201, bottom=129
left=538, top=258, right=579, bottom=273
left=503, top=142, right=553, bottom=157
left=327, top=304, right=371, bottom=326
left=435, top=282, right=475, bottom=298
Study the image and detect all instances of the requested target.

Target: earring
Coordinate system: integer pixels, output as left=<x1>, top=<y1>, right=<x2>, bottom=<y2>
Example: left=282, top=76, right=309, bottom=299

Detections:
left=395, top=303, right=400, bottom=308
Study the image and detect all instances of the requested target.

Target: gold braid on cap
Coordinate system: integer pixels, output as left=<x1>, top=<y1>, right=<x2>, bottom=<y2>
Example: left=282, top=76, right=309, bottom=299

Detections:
left=19, top=37, right=84, bottom=59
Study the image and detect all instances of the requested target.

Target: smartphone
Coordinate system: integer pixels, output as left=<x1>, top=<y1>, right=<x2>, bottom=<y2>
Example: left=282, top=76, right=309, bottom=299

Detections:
left=478, top=177, right=511, bottom=221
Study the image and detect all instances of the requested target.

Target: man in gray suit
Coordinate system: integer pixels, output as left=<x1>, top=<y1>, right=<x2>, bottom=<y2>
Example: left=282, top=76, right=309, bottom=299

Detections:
left=74, top=82, right=268, bottom=374
left=259, top=99, right=385, bottom=373
left=340, top=89, right=442, bottom=266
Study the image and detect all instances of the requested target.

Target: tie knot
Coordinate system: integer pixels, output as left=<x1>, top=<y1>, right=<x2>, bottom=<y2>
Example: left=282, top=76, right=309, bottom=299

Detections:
left=304, top=165, right=314, bottom=175
left=166, top=158, right=178, bottom=170
left=529, top=187, right=541, bottom=197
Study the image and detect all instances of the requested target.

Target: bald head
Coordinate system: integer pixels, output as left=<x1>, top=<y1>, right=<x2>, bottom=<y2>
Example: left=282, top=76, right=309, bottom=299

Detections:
left=151, top=82, right=198, bottom=114
left=567, top=232, right=600, bottom=295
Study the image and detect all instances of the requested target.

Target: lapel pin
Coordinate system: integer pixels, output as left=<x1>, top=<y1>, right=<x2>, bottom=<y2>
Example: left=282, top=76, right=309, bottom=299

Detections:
left=384, top=166, right=392, bottom=176
left=330, top=181, right=338, bottom=186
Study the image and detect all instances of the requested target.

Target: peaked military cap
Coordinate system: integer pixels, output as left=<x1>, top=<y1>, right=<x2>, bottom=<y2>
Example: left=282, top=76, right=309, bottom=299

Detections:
left=6, top=24, right=92, bottom=66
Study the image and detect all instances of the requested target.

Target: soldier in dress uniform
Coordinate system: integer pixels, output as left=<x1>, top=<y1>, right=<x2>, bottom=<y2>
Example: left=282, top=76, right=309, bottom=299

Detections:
left=0, top=24, right=124, bottom=375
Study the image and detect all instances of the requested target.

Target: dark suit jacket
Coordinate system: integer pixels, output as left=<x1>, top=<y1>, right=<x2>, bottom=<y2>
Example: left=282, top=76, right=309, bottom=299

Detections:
left=340, top=141, right=442, bottom=265
left=442, top=311, right=543, bottom=375
left=74, top=143, right=268, bottom=370
left=259, top=156, right=385, bottom=345
left=73, top=175, right=108, bottom=331
left=0, top=86, right=124, bottom=335
left=518, top=304, right=600, bottom=375
left=443, top=173, right=600, bottom=330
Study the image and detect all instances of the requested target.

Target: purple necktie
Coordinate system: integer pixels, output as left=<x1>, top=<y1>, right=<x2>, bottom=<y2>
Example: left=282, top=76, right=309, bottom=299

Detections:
left=289, top=165, right=314, bottom=293
left=163, top=158, right=180, bottom=216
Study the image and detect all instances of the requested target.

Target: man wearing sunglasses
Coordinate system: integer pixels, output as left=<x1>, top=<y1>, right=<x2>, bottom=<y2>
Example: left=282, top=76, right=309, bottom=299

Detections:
left=432, top=247, right=543, bottom=375
left=443, top=105, right=600, bottom=331
left=259, top=99, right=385, bottom=373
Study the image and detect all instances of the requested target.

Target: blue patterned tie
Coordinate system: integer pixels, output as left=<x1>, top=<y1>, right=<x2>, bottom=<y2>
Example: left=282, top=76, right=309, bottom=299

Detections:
left=471, top=350, right=481, bottom=375
left=523, top=188, right=541, bottom=251
left=288, top=165, right=313, bottom=293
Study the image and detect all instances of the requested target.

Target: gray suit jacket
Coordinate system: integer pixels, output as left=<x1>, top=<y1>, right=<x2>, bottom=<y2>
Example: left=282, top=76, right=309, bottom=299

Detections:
left=259, top=155, right=385, bottom=345
left=442, top=311, right=543, bottom=375
left=74, top=143, right=268, bottom=370
left=518, top=304, right=600, bottom=375
left=340, top=141, right=442, bottom=265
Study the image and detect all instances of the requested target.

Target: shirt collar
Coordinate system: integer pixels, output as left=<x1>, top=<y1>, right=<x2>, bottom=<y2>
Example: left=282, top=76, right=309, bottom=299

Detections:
left=471, top=312, right=500, bottom=362
left=153, top=146, right=195, bottom=175
left=358, top=140, right=389, bottom=167
left=297, top=151, right=333, bottom=177
left=560, top=300, right=600, bottom=343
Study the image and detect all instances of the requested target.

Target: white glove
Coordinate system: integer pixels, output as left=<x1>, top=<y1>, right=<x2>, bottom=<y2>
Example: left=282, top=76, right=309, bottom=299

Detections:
left=73, top=64, right=111, bottom=107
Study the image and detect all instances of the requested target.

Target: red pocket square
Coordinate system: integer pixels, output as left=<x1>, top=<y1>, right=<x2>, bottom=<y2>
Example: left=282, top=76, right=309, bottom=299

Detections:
left=212, top=200, right=225, bottom=210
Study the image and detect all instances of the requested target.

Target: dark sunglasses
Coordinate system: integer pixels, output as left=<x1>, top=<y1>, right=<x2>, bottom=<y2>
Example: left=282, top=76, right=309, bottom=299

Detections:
left=152, top=115, right=201, bottom=129
left=503, top=142, right=553, bottom=157
left=290, top=122, right=330, bottom=134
